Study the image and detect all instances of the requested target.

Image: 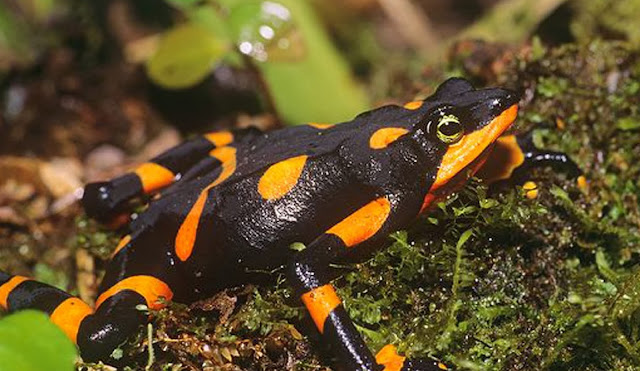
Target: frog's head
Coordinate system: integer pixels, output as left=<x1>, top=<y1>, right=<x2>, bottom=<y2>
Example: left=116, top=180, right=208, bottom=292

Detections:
left=410, top=78, right=519, bottom=210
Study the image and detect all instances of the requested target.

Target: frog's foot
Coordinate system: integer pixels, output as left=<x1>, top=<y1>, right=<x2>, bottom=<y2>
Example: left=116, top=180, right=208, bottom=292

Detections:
left=478, top=128, right=582, bottom=187
left=376, top=344, right=449, bottom=371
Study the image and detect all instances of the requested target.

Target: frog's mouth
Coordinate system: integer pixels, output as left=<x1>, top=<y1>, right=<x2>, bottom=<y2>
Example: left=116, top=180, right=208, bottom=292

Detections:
left=430, top=143, right=495, bottom=198
left=420, top=104, right=518, bottom=212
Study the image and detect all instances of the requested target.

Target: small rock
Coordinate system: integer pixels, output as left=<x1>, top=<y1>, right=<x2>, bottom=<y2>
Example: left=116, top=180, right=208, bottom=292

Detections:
left=0, top=206, right=28, bottom=227
left=84, top=144, right=127, bottom=181
left=39, top=157, right=83, bottom=197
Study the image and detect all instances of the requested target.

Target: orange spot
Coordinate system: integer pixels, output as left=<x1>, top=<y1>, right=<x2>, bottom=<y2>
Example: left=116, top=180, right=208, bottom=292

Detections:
left=523, top=181, right=538, bottom=199
left=112, top=234, right=131, bottom=257
left=0, top=276, right=30, bottom=310
left=50, top=297, right=93, bottom=344
left=308, top=123, right=334, bottom=129
left=577, top=175, right=588, bottom=190
left=556, top=117, right=566, bottom=130
left=204, top=131, right=233, bottom=147
left=175, top=146, right=237, bottom=261
left=369, top=127, right=410, bottom=149
left=134, top=162, right=175, bottom=193
left=258, top=155, right=308, bottom=200
left=96, top=275, right=173, bottom=310
left=375, top=344, right=406, bottom=371
left=301, top=284, right=341, bottom=333
left=438, top=362, right=449, bottom=370
left=403, top=101, right=423, bottom=110
left=327, top=197, right=391, bottom=247
left=433, top=105, right=518, bottom=191
left=475, top=135, right=525, bottom=183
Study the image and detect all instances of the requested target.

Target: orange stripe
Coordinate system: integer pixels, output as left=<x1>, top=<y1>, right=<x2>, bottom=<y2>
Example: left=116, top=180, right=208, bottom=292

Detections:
left=112, top=234, right=132, bottom=257
left=50, top=297, right=93, bottom=344
left=375, top=344, right=406, bottom=371
left=175, top=190, right=209, bottom=261
left=174, top=146, right=237, bottom=262
left=475, top=135, right=524, bottom=183
left=327, top=197, right=391, bottom=247
left=369, top=127, right=409, bottom=149
left=300, top=284, right=341, bottom=333
left=308, top=123, right=334, bottom=129
left=403, top=101, right=423, bottom=110
left=258, top=155, right=308, bottom=200
left=209, top=146, right=237, bottom=185
left=96, top=275, right=173, bottom=310
left=0, top=276, right=30, bottom=309
left=134, top=162, right=175, bottom=193
left=204, top=131, right=233, bottom=147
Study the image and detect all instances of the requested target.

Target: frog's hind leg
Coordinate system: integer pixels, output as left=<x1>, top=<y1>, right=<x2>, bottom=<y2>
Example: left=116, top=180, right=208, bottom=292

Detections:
left=83, top=127, right=261, bottom=224
left=0, top=230, right=184, bottom=362
left=0, top=271, right=96, bottom=353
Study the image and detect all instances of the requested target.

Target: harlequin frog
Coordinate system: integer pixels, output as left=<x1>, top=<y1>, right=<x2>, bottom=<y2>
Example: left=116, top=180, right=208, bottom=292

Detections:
left=0, top=78, right=579, bottom=370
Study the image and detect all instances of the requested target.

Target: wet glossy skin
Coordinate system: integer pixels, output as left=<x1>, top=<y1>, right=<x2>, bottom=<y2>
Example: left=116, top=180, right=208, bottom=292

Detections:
left=0, top=78, right=523, bottom=370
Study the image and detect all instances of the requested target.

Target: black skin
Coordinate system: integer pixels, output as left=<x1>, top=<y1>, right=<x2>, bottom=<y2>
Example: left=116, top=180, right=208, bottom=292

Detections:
left=1, top=78, right=538, bottom=370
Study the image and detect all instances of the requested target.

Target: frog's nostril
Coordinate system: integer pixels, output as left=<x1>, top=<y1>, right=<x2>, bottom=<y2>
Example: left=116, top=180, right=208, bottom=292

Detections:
left=504, top=90, right=520, bottom=106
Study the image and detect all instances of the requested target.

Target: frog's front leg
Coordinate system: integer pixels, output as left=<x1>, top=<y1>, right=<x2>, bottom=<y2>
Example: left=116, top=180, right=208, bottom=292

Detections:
left=83, top=127, right=261, bottom=223
left=288, top=196, right=446, bottom=371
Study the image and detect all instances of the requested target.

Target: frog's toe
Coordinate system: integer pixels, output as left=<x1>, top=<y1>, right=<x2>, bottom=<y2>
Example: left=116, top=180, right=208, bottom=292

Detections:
left=83, top=179, right=138, bottom=223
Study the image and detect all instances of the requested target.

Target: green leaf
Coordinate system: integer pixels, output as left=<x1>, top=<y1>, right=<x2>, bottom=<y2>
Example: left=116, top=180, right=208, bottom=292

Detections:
left=456, top=229, right=474, bottom=251
left=616, top=117, right=640, bottom=131
left=453, top=205, right=477, bottom=217
left=595, top=249, right=619, bottom=284
left=289, top=242, right=306, bottom=251
left=0, top=311, right=77, bottom=371
left=549, top=185, right=571, bottom=203
left=224, top=0, right=369, bottom=124
left=479, top=198, right=498, bottom=209
left=146, top=24, right=229, bottom=89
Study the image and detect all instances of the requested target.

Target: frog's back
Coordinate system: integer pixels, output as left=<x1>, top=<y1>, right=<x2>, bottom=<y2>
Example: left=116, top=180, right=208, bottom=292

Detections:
left=140, top=105, right=417, bottom=276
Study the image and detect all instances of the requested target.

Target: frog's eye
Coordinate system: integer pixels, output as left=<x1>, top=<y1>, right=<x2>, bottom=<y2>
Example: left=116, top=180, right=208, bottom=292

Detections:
left=436, top=115, right=464, bottom=144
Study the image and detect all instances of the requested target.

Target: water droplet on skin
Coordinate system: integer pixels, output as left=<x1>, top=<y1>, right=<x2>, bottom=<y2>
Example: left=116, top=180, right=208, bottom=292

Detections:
left=166, top=250, right=176, bottom=266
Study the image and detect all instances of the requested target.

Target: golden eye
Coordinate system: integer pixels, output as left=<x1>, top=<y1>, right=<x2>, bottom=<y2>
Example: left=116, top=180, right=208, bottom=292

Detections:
left=437, top=115, right=463, bottom=144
